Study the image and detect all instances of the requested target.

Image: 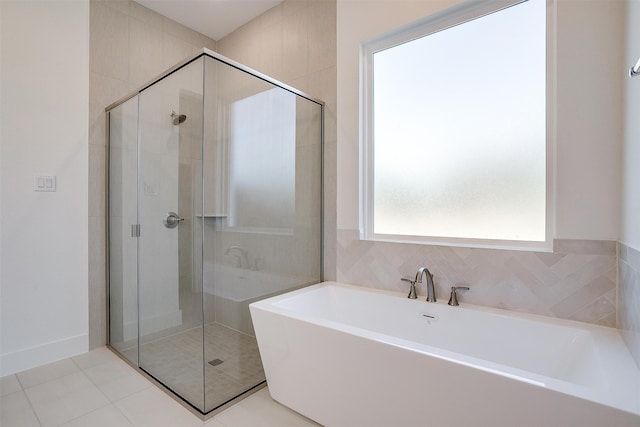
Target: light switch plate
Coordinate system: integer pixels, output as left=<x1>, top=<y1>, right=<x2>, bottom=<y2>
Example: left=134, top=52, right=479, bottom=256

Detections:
left=34, top=175, right=56, bottom=192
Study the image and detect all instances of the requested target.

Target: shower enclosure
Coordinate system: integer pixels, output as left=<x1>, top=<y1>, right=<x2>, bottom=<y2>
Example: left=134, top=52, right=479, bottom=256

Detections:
left=106, top=49, right=323, bottom=415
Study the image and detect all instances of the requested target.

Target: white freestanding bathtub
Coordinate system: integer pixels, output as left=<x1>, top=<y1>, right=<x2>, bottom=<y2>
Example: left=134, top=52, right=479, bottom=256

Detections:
left=250, top=282, right=640, bottom=427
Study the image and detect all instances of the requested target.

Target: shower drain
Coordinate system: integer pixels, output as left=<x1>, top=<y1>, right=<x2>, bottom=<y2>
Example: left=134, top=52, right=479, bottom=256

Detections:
left=208, top=359, right=224, bottom=366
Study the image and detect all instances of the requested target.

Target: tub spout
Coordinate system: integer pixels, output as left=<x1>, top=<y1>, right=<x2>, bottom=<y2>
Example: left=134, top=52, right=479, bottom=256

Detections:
left=416, top=267, right=436, bottom=302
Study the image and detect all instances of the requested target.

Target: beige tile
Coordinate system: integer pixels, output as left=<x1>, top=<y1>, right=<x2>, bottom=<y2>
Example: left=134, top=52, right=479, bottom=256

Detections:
left=554, top=238, right=616, bottom=256
left=72, top=347, right=120, bottom=370
left=282, top=0, right=308, bottom=18
left=259, top=3, right=283, bottom=29
left=94, top=370, right=152, bottom=403
left=89, top=144, right=107, bottom=218
left=114, top=387, right=203, bottom=427
left=567, top=294, right=616, bottom=324
left=90, top=0, right=129, bottom=80
left=16, top=358, right=80, bottom=389
left=308, top=0, right=336, bottom=72
left=196, top=34, right=217, bottom=52
left=0, top=374, right=22, bottom=397
left=89, top=72, right=129, bottom=147
left=91, top=71, right=130, bottom=117
left=281, top=9, right=309, bottom=81
left=130, top=1, right=162, bottom=28
left=501, top=258, right=545, bottom=298
left=230, top=24, right=262, bottom=71
left=622, top=242, right=640, bottom=270
left=215, top=388, right=320, bottom=427
left=288, top=74, right=310, bottom=94
left=216, top=32, right=239, bottom=59
left=83, top=359, right=137, bottom=386
left=618, top=248, right=640, bottom=368
left=94, top=0, right=130, bottom=15
left=89, top=216, right=108, bottom=349
left=24, top=371, right=110, bottom=427
left=254, top=23, right=283, bottom=79
left=128, top=17, right=164, bottom=88
left=534, top=251, right=566, bottom=267
left=0, top=391, right=40, bottom=427
left=335, top=229, right=622, bottom=325
left=134, top=323, right=264, bottom=412
left=162, top=16, right=206, bottom=47
left=563, top=256, right=616, bottom=287
left=60, top=405, right=133, bottom=427
left=204, top=418, right=225, bottom=427
left=594, top=311, right=617, bottom=328
left=163, top=33, right=201, bottom=71
left=90, top=106, right=108, bottom=149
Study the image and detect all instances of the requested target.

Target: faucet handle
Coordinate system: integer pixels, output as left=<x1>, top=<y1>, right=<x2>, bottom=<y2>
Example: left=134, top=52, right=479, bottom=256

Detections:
left=401, top=277, right=418, bottom=299
left=448, top=286, right=470, bottom=306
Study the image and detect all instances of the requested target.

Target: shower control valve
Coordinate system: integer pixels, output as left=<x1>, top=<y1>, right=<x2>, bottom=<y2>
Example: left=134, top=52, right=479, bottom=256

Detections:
left=163, top=211, right=184, bottom=229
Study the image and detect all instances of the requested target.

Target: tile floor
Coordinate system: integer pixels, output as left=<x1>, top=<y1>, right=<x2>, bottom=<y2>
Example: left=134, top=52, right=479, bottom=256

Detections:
left=121, top=323, right=265, bottom=412
left=0, top=347, right=321, bottom=427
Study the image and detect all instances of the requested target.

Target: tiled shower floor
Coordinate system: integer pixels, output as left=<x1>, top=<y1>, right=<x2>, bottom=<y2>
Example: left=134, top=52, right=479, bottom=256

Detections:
left=122, top=322, right=265, bottom=413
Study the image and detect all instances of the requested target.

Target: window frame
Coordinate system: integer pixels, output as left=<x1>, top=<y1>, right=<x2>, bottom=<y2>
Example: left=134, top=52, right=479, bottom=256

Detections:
left=360, top=0, right=555, bottom=252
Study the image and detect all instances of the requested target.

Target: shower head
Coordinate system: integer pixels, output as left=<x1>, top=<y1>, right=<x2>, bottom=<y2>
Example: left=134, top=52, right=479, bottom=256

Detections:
left=170, top=110, right=187, bottom=125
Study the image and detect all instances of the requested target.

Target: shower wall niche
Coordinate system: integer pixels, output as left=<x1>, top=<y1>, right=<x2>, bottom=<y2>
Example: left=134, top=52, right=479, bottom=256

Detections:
left=107, top=50, right=323, bottom=415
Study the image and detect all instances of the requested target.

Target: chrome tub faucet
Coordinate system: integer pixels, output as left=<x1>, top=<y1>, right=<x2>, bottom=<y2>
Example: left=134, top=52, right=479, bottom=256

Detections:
left=416, top=267, right=436, bottom=302
left=448, top=286, right=470, bottom=306
left=402, top=267, right=437, bottom=302
left=401, top=277, right=418, bottom=299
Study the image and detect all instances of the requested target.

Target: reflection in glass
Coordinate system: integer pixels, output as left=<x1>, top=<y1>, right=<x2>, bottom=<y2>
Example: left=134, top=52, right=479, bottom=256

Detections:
left=228, top=88, right=296, bottom=231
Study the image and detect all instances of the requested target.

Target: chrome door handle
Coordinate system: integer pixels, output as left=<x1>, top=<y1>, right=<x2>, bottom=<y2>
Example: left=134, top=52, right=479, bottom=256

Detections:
left=163, top=212, right=184, bottom=229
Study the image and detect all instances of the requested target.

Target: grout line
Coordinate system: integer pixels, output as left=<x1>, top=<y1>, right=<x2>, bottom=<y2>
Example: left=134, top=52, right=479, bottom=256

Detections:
left=19, top=387, right=43, bottom=427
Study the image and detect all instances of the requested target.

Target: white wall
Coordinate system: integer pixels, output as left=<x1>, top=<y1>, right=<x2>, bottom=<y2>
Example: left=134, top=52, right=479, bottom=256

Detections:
left=0, top=1, right=4, bottom=377
left=336, top=0, right=624, bottom=241
left=622, top=0, right=640, bottom=250
left=337, top=0, right=462, bottom=231
left=0, top=0, right=89, bottom=375
left=555, top=0, right=624, bottom=240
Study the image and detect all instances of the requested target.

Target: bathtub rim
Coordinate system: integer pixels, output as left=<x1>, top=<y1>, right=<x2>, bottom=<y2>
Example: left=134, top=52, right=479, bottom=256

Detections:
left=250, top=281, right=640, bottom=417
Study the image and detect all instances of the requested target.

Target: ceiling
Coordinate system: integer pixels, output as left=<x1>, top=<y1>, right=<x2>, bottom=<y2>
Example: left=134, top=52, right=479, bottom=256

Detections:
left=135, top=0, right=282, bottom=41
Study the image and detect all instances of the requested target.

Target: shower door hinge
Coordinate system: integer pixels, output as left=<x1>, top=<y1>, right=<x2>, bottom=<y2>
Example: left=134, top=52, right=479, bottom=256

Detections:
left=131, top=224, right=141, bottom=237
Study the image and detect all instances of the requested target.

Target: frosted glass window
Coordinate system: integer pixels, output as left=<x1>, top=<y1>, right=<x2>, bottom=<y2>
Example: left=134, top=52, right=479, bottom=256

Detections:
left=228, top=88, right=296, bottom=231
left=366, top=0, right=547, bottom=246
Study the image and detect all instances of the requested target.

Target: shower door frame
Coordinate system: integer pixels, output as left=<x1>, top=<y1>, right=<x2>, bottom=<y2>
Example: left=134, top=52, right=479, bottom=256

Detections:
left=105, top=48, right=325, bottom=419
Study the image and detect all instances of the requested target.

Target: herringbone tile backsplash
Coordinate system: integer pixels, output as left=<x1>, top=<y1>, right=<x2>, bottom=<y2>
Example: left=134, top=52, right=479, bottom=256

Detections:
left=336, top=230, right=617, bottom=327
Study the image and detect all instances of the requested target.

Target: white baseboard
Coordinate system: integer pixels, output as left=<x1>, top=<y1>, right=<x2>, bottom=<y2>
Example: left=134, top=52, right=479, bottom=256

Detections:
left=0, top=333, right=88, bottom=376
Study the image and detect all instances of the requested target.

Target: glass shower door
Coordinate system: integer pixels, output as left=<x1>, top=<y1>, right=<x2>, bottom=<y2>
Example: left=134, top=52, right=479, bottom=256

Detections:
left=109, top=50, right=323, bottom=416
left=137, top=58, right=206, bottom=412
left=201, top=56, right=323, bottom=412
